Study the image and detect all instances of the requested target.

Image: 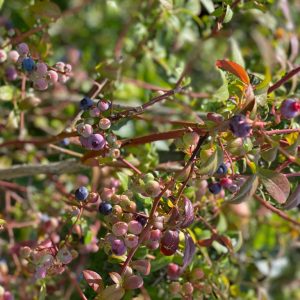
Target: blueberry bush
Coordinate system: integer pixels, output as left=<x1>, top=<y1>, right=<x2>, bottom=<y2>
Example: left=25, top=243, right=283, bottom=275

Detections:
left=0, top=0, right=300, bottom=299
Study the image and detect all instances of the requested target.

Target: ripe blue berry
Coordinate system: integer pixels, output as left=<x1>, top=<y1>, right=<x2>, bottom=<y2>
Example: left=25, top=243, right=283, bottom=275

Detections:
left=75, top=186, right=89, bottom=201
left=208, top=182, right=222, bottom=194
left=22, top=57, right=35, bottom=72
left=229, top=115, right=251, bottom=138
left=99, top=201, right=113, bottom=215
left=111, top=239, right=126, bottom=256
left=79, top=96, right=94, bottom=111
left=216, top=163, right=228, bottom=175
left=280, top=99, right=300, bottom=119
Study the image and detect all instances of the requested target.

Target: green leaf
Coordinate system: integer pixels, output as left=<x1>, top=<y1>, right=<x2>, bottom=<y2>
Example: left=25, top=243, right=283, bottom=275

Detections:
left=151, top=255, right=173, bottom=272
left=223, top=5, right=233, bottom=23
left=39, top=283, right=47, bottom=300
left=261, top=146, right=278, bottom=163
left=31, top=0, right=61, bottom=19
left=284, top=184, right=300, bottom=210
left=0, top=85, right=16, bottom=101
left=200, top=0, right=215, bottom=13
left=0, top=218, right=6, bottom=225
left=230, top=38, right=245, bottom=68
left=198, top=145, right=224, bottom=175
left=214, top=70, right=229, bottom=101
left=84, top=230, right=93, bottom=245
left=116, top=172, right=129, bottom=190
left=0, top=0, right=4, bottom=10
left=258, top=169, right=290, bottom=204
left=228, top=175, right=259, bottom=204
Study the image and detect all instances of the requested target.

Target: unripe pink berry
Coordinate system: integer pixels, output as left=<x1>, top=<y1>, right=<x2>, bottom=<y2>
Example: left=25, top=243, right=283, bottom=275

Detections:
left=8, top=50, right=19, bottom=63
left=112, top=222, right=128, bottom=236
left=47, top=70, right=58, bottom=83
left=0, top=49, right=7, bottom=62
left=16, top=43, right=29, bottom=55
left=99, top=118, right=111, bottom=130
left=3, top=291, right=14, bottom=300
left=169, top=282, right=181, bottom=294
left=146, top=240, right=160, bottom=250
left=167, top=263, right=181, bottom=280
left=64, top=63, right=72, bottom=73
left=20, top=246, right=31, bottom=258
left=128, top=220, right=143, bottom=235
left=76, top=123, right=93, bottom=138
left=97, top=100, right=110, bottom=111
left=34, top=78, right=48, bottom=90
left=101, top=188, right=114, bottom=201
left=112, top=205, right=123, bottom=216
left=150, top=229, right=162, bottom=241
left=109, top=148, right=121, bottom=159
left=55, top=61, right=65, bottom=72
left=88, top=192, right=99, bottom=203
left=124, top=234, right=139, bottom=248
left=58, top=74, right=69, bottom=83
left=191, top=268, right=205, bottom=280
left=182, top=282, right=194, bottom=295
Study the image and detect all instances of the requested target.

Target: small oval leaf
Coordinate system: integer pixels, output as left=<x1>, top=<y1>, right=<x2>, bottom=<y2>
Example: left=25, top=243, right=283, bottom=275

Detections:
left=82, top=270, right=103, bottom=292
left=284, top=184, right=300, bottom=210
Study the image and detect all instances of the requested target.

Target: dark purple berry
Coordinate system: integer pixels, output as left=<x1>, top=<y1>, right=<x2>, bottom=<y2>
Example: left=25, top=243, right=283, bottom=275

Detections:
left=75, top=186, right=89, bottom=201
left=135, top=215, right=147, bottom=227
left=22, top=57, right=35, bottom=72
left=99, top=201, right=113, bottom=215
left=229, top=115, right=251, bottom=138
left=216, top=163, right=227, bottom=175
left=111, top=239, right=126, bottom=256
left=5, top=66, right=17, bottom=81
left=280, top=99, right=300, bottom=119
left=208, top=182, right=222, bottom=194
left=79, top=96, right=94, bottom=111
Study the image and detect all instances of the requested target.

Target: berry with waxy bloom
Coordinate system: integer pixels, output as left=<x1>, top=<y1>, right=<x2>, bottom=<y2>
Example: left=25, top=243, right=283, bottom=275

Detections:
left=280, top=99, right=300, bottom=119
left=128, top=220, right=143, bottom=235
left=16, top=43, right=29, bottom=55
left=75, top=186, right=89, bottom=201
left=97, top=100, right=110, bottom=111
left=150, top=229, right=162, bottom=241
left=76, top=123, right=93, bottom=138
left=112, top=222, right=128, bottom=236
left=99, top=118, right=111, bottom=130
left=5, top=66, right=17, bottom=81
left=87, top=134, right=106, bottom=150
left=144, top=180, right=161, bottom=197
left=99, top=201, right=113, bottom=215
left=111, top=239, right=126, bottom=256
left=229, top=114, right=251, bottom=138
left=124, top=234, right=139, bottom=248
left=34, top=78, right=48, bottom=90
left=35, top=62, right=48, bottom=76
left=208, top=182, right=222, bottom=194
left=55, top=61, right=65, bottom=72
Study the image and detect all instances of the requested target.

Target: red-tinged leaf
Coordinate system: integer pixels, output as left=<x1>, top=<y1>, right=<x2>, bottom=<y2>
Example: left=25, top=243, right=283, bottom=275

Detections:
left=109, top=272, right=122, bottom=285
left=259, top=169, right=290, bottom=204
left=131, top=260, right=151, bottom=276
left=160, top=230, right=179, bottom=256
left=284, top=184, right=300, bottom=210
left=198, top=238, right=214, bottom=247
left=123, top=275, right=144, bottom=290
left=216, top=59, right=250, bottom=85
left=216, top=235, right=233, bottom=253
left=82, top=270, right=103, bottom=292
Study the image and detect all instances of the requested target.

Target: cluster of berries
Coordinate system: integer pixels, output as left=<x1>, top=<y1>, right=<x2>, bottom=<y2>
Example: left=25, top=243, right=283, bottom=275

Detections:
left=76, top=97, right=122, bottom=158
left=0, top=42, right=72, bottom=90
left=19, top=241, right=77, bottom=280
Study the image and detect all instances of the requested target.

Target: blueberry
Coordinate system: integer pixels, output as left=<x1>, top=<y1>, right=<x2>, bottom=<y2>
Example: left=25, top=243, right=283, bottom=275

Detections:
left=79, top=96, right=94, bottom=111
left=280, top=99, right=300, bottom=119
left=216, top=163, right=228, bottom=175
left=99, top=201, right=113, bottom=215
left=22, top=57, right=35, bottom=72
left=208, top=182, right=222, bottom=194
left=135, top=215, right=147, bottom=227
left=75, top=186, right=89, bottom=201
left=229, top=115, right=251, bottom=138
